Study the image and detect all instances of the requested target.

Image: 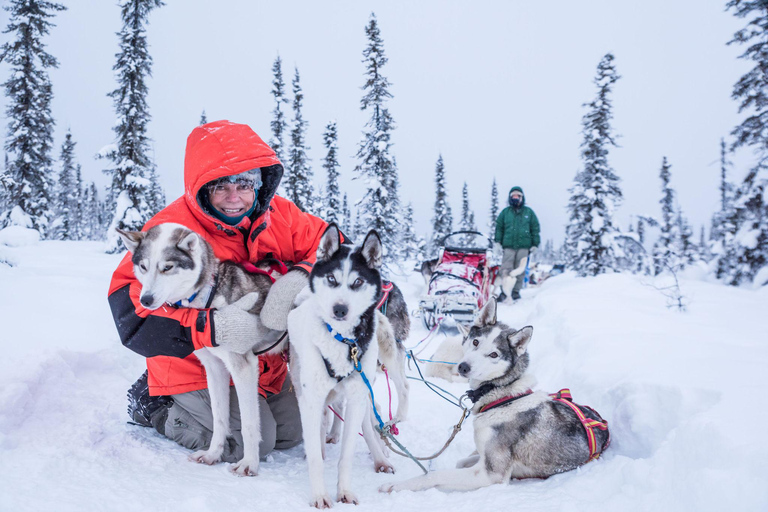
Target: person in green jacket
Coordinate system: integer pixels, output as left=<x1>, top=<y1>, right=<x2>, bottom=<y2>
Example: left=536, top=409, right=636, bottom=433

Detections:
left=494, top=186, right=540, bottom=302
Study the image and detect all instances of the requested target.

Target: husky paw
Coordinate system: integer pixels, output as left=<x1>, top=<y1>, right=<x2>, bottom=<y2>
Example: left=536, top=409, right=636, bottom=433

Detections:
left=189, top=449, right=222, bottom=465
left=230, top=458, right=259, bottom=477
left=337, top=491, right=359, bottom=505
left=374, top=460, right=395, bottom=474
left=325, top=434, right=339, bottom=444
left=378, top=483, right=396, bottom=493
left=311, top=495, right=334, bottom=509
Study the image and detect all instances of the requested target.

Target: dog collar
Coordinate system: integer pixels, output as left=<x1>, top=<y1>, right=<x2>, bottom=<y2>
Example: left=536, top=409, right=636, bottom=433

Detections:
left=477, top=389, right=533, bottom=414
left=466, top=383, right=497, bottom=404
left=325, top=323, right=357, bottom=347
left=172, top=272, right=218, bottom=308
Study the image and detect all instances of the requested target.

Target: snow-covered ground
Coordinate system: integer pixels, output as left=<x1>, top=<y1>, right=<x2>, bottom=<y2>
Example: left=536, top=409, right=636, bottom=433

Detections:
left=1, top=239, right=766, bottom=511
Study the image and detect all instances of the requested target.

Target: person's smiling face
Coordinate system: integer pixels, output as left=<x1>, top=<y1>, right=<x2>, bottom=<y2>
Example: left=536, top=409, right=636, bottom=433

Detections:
left=208, top=181, right=256, bottom=217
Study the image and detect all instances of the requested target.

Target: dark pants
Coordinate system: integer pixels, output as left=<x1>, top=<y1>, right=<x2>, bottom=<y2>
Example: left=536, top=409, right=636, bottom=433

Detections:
left=161, top=375, right=302, bottom=461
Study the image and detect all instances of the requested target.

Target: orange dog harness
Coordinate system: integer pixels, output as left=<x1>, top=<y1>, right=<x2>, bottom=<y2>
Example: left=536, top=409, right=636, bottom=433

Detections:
left=549, top=388, right=610, bottom=462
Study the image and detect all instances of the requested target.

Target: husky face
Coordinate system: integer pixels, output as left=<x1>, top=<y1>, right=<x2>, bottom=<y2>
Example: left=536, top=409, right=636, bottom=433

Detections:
left=117, top=223, right=211, bottom=310
left=458, top=299, right=533, bottom=384
left=310, top=223, right=383, bottom=332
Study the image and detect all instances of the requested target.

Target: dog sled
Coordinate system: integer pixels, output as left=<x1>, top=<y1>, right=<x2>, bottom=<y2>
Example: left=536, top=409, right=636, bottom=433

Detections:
left=419, top=231, right=499, bottom=330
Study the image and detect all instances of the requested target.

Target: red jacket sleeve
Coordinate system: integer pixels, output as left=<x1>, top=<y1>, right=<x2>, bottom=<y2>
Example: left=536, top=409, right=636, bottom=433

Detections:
left=108, top=253, right=215, bottom=358
left=280, top=199, right=346, bottom=274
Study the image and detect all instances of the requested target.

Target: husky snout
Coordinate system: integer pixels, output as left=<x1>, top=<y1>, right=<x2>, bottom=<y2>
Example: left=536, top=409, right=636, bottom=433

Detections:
left=140, top=293, right=156, bottom=309
left=333, top=303, right=349, bottom=320
left=457, top=362, right=470, bottom=377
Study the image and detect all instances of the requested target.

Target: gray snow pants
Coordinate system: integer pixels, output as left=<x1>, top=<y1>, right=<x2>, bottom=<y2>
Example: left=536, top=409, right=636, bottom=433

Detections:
left=500, top=248, right=530, bottom=294
left=160, top=375, right=302, bottom=461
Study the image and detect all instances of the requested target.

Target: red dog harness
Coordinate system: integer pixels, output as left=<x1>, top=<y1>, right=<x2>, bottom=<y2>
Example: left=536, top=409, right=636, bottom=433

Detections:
left=376, top=281, right=394, bottom=311
left=550, top=388, right=610, bottom=462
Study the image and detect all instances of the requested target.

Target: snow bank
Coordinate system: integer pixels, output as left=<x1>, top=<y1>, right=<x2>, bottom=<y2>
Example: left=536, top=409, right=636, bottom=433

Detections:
left=0, top=243, right=766, bottom=511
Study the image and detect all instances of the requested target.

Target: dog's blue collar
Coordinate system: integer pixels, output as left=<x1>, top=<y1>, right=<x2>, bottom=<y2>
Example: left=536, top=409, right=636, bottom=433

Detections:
left=173, top=290, right=199, bottom=308
left=325, top=323, right=357, bottom=347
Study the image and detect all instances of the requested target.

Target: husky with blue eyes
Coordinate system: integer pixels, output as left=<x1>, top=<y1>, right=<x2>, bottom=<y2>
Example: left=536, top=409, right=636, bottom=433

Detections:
left=287, top=223, right=408, bottom=508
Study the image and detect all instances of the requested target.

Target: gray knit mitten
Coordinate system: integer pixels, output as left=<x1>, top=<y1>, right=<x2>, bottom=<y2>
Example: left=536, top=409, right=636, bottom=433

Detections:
left=212, top=293, right=261, bottom=354
left=260, top=269, right=309, bottom=331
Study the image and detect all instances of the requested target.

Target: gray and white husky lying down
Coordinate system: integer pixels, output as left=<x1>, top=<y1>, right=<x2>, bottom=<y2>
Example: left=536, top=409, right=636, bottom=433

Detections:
left=118, top=223, right=281, bottom=477
left=381, top=297, right=609, bottom=493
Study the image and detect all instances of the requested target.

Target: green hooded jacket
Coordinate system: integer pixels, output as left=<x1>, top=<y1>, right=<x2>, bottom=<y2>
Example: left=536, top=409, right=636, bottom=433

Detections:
left=495, top=186, right=541, bottom=249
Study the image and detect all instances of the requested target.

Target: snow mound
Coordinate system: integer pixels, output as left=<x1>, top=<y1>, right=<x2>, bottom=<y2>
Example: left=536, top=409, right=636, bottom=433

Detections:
left=0, top=225, right=40, bottom=247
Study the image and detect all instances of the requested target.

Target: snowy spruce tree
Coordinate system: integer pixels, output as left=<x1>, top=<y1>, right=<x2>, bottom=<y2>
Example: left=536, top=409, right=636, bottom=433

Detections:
left=52, top=131, right=84, bottom=240
left=285, top=67, right=314, bottom=212
left=269, top=56, right=289, bottom=175
left=321, top=120, right=341, bottom=224
left=459, top=182, right=477, bottom=234
left=710, top=138, right=736, bottom=249
left=430, top=154, right=453, bottom=254
left=101, top=0, right=165, bottom=253
left=199, top=110, right=207, bottom=125
left=565, top=53, right=623, bottom=277
left=353, top=13, right=403, bottom=265
left=401, top=202, right=423, bottom=261
left=82, top=182, right=107, bottom=241
left=0, top=0, right=66, bottom=236
left=720, top=0, right=768, bottom=286
left=341, top=193, right=352, bottom=237
left=653, top=156, right=685, bottom=274
left=488, top=178, right=499, bottom=236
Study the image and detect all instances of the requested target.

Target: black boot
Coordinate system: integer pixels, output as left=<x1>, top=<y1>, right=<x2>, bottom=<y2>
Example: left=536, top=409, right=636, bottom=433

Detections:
left=127, top=371, right=173, bottom=433
left=497, top=291, right=508, bottom=303
left=511, top=290, right=521, bottom=301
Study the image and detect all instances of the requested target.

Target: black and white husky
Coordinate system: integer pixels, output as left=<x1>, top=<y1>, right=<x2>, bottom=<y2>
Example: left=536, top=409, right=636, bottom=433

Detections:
left=117, top=223, right=280, bottom=477
left=286, top=224, right=406, bottom=508
left=381, top=298, right=609, bottom=493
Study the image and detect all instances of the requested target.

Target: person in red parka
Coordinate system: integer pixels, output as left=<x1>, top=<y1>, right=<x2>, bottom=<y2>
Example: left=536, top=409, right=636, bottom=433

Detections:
left=110, top=120, right=329, bottom=461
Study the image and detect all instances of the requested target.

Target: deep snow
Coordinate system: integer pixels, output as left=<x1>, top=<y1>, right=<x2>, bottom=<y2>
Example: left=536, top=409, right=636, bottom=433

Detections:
left=0, top=239, right=766, bottom=511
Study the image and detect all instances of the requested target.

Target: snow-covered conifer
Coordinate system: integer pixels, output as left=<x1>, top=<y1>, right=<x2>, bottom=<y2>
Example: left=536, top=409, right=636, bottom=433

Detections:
left=321, top=121, right=341, bottom=224
left=199, top=110, right=208, bottom=125
left=402, top=202, right=423, bottom=261
left=285, top=67, right=314, bottom=212
left=269, top=56, right=289, bottom=174
left=53, top=131, right=83, bottom=240
left=101, top=0, right=165, bottom=253
left=341, top=193, right=351, bottom=237
left=0, top=0, right=66, bottom=237
left=565, top=53, right=623, bottom=276
left=353, top=13, right=402, bottom=264
left=720, top=1, right=768, bottom=286
left=430, top=154, right=453, bottom=253
left=459, top=182, right=477, bottom=233
left=488, top=178, right=499, bottom=236
left=653, top=156, right=685, bottom=274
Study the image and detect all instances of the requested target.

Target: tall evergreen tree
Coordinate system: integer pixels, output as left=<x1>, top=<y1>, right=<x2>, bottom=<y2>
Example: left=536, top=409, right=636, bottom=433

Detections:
left=402, top=202, right=423, bottom=260
left=199, top=110, right=208, bottom=125
left=285, top=67, right=314, bottom=212
left=0, top=152, right=11, bottom=214
left=82, top=181, right=106, bottom=241
left=459, top=182, right=477, bottom=232
left=53, top=130, right=83, bottom=240
left=637, top=217, right=646, bottom=245
left=488, top=178, right=499, bottom=236
left=341, top=192, right=352, bottom=237
left=711, top=137, right=736, bottom=247
left=430, top=154, right=453, bottom=253
left=720, top=1, right=768, bottom=285
left=0, top=0, right=66, bottom=236
left=354, top=13, right=402, bottom=264
left=565, top=53, right=623, bottom=276
left=269, top=56, right=289, bottom=166
left=653, top=156, right=685, bottom=274
left=321, top=120, right=341, bottom=224
left=101, top=0, right=165, bottom=253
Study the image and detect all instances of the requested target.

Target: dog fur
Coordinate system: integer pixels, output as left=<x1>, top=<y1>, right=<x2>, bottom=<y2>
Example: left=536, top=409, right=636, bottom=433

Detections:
left=381, top=298, right=609, bottom=493
left=117, top=223, right=279, bottom=477
left=287, top=224, right=404, bottom=507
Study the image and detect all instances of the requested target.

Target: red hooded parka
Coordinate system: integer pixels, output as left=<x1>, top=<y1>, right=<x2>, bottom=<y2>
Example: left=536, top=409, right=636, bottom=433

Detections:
left=108, top=121, right=328, bottom=397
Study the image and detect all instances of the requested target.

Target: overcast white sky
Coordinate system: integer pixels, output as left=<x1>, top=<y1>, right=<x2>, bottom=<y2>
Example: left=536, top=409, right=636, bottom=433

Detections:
left=0, top=0, right=753, bottom=242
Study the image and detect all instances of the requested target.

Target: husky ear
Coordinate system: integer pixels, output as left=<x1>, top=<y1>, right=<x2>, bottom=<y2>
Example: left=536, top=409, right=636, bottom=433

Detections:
left=317, top=223, right=341, bottom=262
left=116, top=228, right=145, bottom=254
left=456, top=322, right=470, bottom=339
left=508, top=326, right=533, bottom=356
left=177, top=230, right=199, bottom=254
left=474, top=298, right=497, bottom=327
left=361, top=230, right=383, bottom=269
